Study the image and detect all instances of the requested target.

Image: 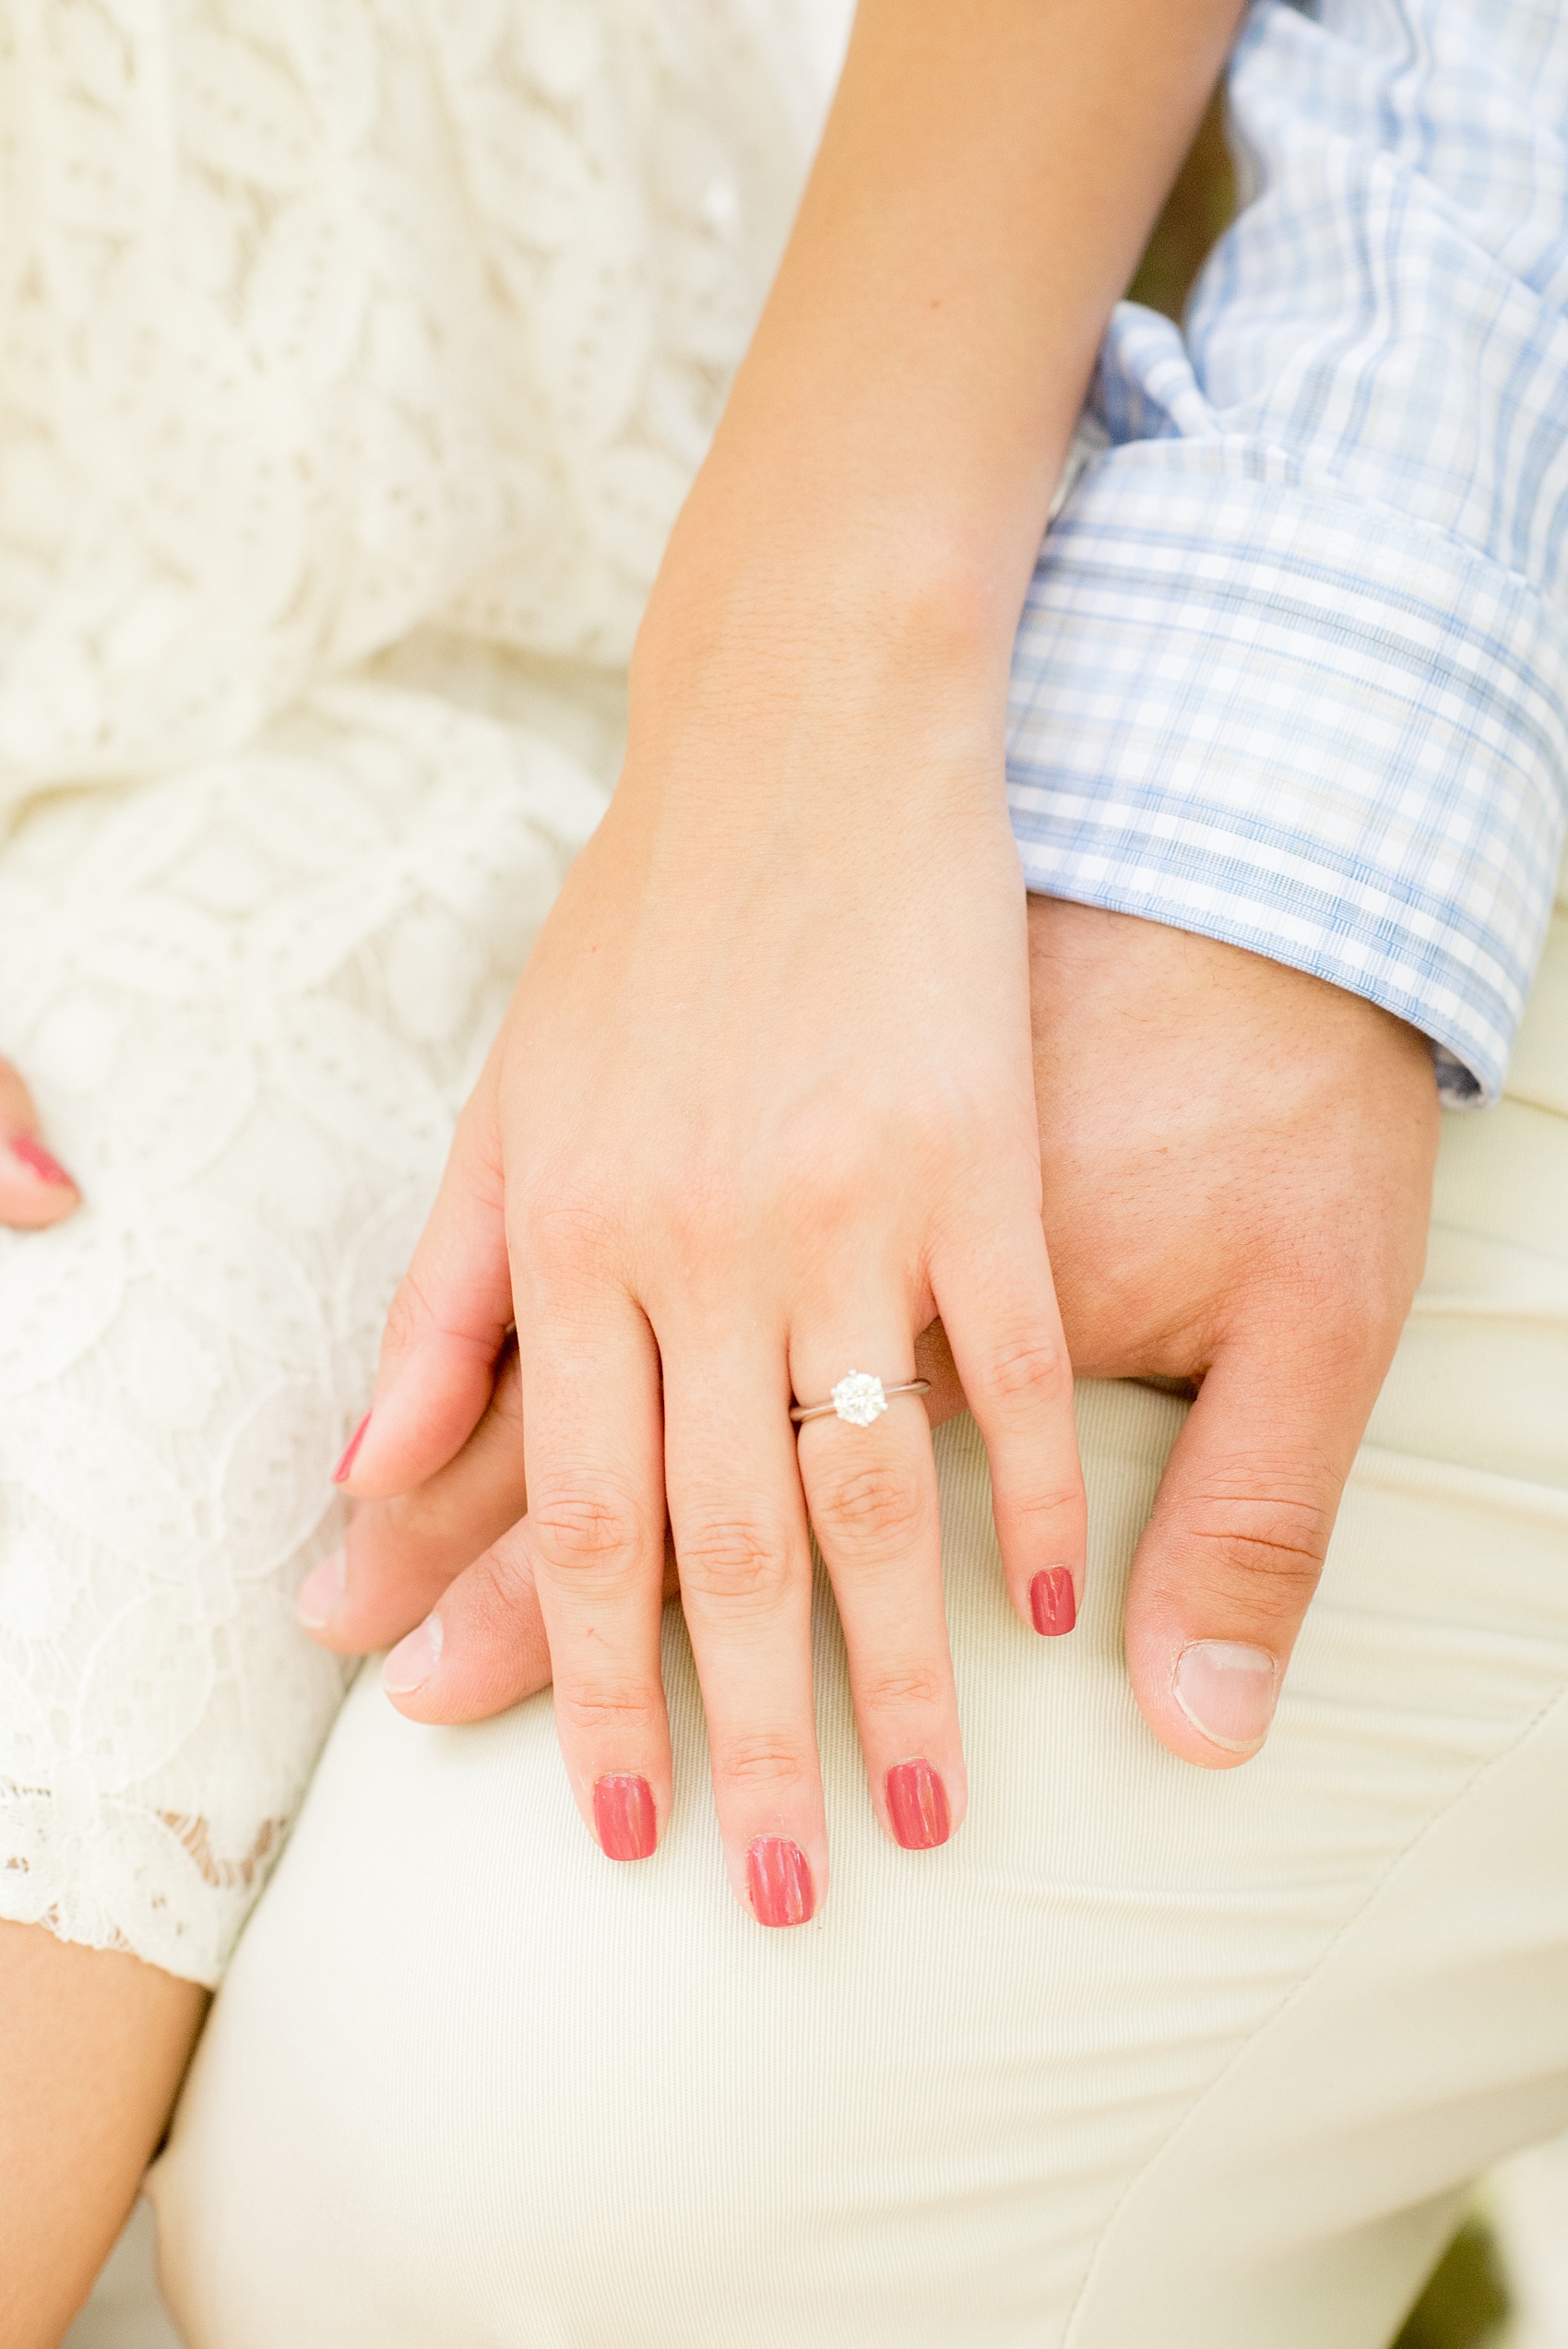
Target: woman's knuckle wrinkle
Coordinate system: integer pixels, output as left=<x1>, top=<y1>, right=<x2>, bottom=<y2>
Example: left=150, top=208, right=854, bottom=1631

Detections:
left=714, top=1734, right=809, bottom=1794
left=813, top=1458, right=924, bottom=1548
left=557, top=1686, right=656, bottom=1738
left=1004, top=1483, right=1084, bottom=1529
left=529, top=1486, right=643, bottom=1574
left=983, top=1332, right=1067, bottom=1409
left=678, top=1516, right=790, bottom=1605
left=860, top=1661, right=945, bottom=1713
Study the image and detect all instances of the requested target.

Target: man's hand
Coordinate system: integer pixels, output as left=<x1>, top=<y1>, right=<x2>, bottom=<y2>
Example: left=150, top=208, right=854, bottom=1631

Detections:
left=306, top=897, right=1439, bottom=1772
left=1019, top=899, right=1439, bottom=1762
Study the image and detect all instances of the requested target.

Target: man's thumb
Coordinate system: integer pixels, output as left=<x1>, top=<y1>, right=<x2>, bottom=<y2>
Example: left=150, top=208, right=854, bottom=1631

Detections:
left=1123, top=1330, right=1379, bottom=1769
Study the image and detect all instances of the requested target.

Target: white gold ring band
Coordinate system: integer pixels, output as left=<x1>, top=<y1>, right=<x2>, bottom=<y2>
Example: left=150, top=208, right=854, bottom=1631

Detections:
left=790, top=1370, right=931, bottom=1429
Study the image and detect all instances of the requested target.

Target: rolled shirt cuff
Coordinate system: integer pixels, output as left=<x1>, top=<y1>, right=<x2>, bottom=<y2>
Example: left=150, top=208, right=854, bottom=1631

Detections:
left=1006, top=442, right=1568, bottom=1104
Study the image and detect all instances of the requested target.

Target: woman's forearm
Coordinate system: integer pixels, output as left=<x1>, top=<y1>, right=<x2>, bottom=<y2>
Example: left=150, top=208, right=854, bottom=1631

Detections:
left=652, top=0, right=1245, bottom=670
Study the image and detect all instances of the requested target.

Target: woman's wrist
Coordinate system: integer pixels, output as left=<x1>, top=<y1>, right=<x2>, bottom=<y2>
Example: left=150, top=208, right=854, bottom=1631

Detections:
left=629, top=497, right=1021, bottom=786
left=631, top=0, right=1245, bottom=696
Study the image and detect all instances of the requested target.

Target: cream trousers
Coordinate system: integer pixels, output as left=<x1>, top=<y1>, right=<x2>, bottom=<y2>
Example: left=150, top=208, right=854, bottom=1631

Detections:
left=150, top=884, right=1568, bottom=2349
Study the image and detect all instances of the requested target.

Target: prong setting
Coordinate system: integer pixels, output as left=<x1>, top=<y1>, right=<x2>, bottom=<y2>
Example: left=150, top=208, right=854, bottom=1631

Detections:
left=830, top=1370, right=887, bottom=1428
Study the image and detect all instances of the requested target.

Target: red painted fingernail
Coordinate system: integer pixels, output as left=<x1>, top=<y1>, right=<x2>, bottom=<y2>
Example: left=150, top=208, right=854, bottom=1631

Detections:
left=1029, top=1567, right=1077, bottom=1636
left=6, top=1133, right=74, bottom=1188
left=885, top=1758, right=951, bottom=1850
left=594, top=1774, right=658, bottom=1862
left=747, top=1835, right=814, bottom=1927
left=332, top=1411, right=371, bottom=1486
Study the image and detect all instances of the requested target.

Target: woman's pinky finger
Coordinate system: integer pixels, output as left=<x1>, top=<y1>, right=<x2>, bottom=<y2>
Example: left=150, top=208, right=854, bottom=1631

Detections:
left=931, top=1216, right=1086, bottom=1641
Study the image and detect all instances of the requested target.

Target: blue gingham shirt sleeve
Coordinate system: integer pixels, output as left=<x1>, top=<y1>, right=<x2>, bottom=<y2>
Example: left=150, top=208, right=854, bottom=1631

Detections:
left=1005, top=0, right=1568, bottom=1103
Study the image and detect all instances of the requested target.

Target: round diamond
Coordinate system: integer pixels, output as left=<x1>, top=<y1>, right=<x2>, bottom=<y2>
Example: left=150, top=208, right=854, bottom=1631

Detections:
left=831, top=1370, right=886, bottom=1428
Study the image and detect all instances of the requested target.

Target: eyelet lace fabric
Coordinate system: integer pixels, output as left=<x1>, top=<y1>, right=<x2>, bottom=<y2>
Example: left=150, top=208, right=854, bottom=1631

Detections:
left=0, top=0, right=843, bottom=1984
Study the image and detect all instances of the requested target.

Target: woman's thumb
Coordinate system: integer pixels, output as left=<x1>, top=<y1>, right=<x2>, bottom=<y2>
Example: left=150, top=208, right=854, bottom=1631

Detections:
left=336, top=1065, right=514, bottom=1500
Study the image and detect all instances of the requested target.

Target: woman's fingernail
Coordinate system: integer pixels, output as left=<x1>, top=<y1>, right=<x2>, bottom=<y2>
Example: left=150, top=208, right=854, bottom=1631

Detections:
left=383, top=1614, right=442, bottom=1695
left=5, top=1133, right=75, bottom=1188
left=747, top=1835, right=814, bottom=1928
left=1029, top=1567, right=1077, bottom=1636
left=593, top=1774, right=658, bottom=1862
left=885, top=1758, right=951, bottom=1851
left=296, top=1547, right=346, bottom=1630
left=1173, top=1641, right=1278, bottom=1752
left=332, top=1411, right=371, bottom=1486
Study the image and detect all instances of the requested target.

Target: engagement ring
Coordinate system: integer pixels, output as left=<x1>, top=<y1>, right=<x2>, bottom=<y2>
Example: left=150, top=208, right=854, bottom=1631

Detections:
left=790, top=1370, right=931, bottom=1429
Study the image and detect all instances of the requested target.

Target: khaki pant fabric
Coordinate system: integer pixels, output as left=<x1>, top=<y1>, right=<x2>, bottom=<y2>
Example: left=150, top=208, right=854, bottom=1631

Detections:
left=151, top=882, right=1568, bottom=2349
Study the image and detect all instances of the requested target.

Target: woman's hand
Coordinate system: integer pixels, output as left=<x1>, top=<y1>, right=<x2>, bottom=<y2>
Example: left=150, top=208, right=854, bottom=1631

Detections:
left=309, top=898, right=1438, bottom=1778
left=315, top=0, right=1244, bottom=1922
left=331, top=608, right=1084, bottom=1918
left=0, top=1059, right=78, bottom=1229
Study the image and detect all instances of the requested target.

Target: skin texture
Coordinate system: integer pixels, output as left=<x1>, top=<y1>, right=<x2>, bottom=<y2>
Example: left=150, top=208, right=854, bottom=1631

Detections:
left=335, top=0, right=1247, bottom=1922
left=315, top=902, right=1440, bottom=1779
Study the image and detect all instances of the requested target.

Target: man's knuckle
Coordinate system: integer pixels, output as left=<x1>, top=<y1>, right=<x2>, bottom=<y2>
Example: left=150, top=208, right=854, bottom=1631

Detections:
left=677, top=1516, right=794, bottom=1607
left=1256, top=1264, right=1405, bottom=1370
left=464, top=1532, right=540, bottom=1639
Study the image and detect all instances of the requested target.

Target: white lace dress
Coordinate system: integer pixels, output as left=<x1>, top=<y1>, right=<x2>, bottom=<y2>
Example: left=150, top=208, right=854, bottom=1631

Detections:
left=0, top=0, right=841, bottom=1985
